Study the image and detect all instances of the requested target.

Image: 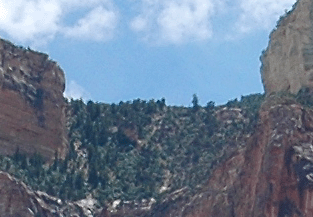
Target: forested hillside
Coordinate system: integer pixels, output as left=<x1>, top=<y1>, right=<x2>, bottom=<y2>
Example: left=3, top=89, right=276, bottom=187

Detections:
left=0, top=93, right=264, bottom=211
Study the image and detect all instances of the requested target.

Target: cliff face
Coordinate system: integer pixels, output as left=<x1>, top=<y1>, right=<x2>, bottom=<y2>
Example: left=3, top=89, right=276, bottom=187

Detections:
left=4, top=97, right=313, bottom=217
left=0, top=171, right=102, bottom=217
left=0, top=171, right=60, bottom=217
left=261, top=0, right=313, bottom=94
left=149, top=96, right=313, bottom=217
left=0, top=39, right=67, bottom=160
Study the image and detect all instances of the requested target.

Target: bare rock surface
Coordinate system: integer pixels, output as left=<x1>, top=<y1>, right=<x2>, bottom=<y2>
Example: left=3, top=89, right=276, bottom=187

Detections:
left=0, top=39, right=67, bottom=160
left=261, top=0, right=313, bottom=94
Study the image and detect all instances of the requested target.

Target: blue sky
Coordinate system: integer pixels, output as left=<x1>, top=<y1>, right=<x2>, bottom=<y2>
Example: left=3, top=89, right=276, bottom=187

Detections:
left=0, top=0, right=297, bottom=105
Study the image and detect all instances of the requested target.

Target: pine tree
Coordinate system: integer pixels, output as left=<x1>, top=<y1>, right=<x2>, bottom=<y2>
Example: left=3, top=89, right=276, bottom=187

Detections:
left=192, top=94, right=199, bottom=111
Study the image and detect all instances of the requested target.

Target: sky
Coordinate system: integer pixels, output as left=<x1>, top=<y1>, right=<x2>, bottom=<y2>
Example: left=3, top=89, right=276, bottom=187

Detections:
left=0, top=0, right=297, bottom=106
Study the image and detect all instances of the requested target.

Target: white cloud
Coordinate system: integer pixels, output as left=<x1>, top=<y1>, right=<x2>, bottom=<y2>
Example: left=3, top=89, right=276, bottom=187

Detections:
left=130, top=0, right=299, bottom=43
left=0, top=0, right=300, bottom=46
left=236, top=0, right=296, bottom=33
left=0, top=0, right=119, bottom=45
left=130, top=16, right=147, bottom=32
left=0, top=2, right=8, bottom=20
left=64, top=80, right=90, bottom=100
left=130, top=0, right=218, bottom=44
left=64, top=6, right=118, bottom=41
left=0, top=0, right=62, bottom=43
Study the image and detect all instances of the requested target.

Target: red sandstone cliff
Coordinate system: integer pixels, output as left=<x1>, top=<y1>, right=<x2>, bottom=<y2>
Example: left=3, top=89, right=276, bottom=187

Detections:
left=143, top=96, right=313, bottom=217
left=0, top=39, right=67, bottom=160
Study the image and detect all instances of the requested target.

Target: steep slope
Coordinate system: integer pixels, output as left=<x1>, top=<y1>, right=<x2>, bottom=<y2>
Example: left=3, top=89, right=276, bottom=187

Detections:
left=0, top=171, right=58, bottom=217
left=2, top=94, right=312, bottom=217
left=150, top=95, right=313, bottom=217
left=0, top=39, right=67, bottom=160
left=0, top=171, right=103, bottom=217
left=0, top=94, right=264, bottom=217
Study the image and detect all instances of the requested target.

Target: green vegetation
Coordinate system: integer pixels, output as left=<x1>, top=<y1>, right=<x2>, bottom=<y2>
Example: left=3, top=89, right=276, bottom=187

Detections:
left=0, top=93, right=265, bottom=207
left=295, top=87, right=313, bottom=107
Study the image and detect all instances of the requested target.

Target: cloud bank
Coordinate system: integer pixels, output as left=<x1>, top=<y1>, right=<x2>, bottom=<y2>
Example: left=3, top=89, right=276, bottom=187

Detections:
left=0, top=0, right=119, bottom=45
left=64, top=6, right=118, bottom=41
left=0, top=0, right=297, bottom=45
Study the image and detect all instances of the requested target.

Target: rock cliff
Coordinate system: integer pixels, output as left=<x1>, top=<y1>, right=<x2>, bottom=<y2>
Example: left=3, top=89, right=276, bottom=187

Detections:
left=0, top=39, right=67, bottom=160
left=147, top=96, right=313, bottom=217
left=4, top=96, right=313, bottom=217
left=0, top=171, right=61, bottom=217
left=261, top=0, right=313, bottom=94
left=0, top=171, right=103, bottom=217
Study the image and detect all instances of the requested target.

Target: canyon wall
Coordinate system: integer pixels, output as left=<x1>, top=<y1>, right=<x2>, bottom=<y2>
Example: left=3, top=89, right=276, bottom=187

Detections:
left=0, top=39, right=67, bottom=160
left=3, top=0, right=313, bottom=215
left=261, top=0, right=313, bottom=94
left=0, top=171, right=60, bottom=217
left=149, top=96, right=313, bottom=217
left=0, top=171, right=101, bottom=217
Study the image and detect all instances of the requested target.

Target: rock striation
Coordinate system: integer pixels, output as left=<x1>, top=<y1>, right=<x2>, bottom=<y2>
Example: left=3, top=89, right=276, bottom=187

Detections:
left=0, top=39, right=67, bottom=160
left=261, top=0, right=313, bottom=94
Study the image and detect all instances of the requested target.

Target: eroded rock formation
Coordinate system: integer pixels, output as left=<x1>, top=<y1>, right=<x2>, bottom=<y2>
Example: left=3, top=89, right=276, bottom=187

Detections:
left=149, top=96, right=313, bottom=217
left=261, top=0, right=313, bottom=94
left=0, top=171, right=102, bottom=217
left=0, top=39, right=67, bottom=160
left=0, top=171, right=62, bottom=217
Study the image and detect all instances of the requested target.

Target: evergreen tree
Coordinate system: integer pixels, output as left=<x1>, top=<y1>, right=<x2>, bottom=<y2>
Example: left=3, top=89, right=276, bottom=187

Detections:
left=192, top=94, right=199, bottom=110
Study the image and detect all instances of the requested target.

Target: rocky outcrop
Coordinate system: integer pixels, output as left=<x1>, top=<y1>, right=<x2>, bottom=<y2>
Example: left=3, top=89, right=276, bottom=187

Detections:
left=0, top=171, right=102, bottom=217
left=151, top=96, right=313, bottom=217
left=0, top=39, right=67, bottom=160
left=0, top=171, right=61, bottom=217
left=260, top=0, right=313, bottom=94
